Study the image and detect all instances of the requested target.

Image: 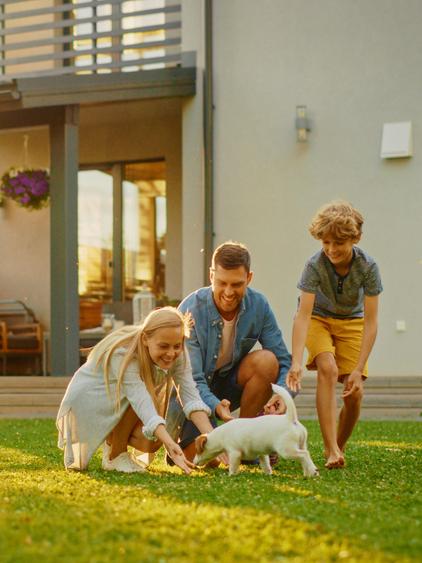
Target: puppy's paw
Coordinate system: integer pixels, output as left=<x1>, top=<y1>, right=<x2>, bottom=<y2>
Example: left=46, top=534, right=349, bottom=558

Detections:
left=304, top=466, right=320, bottom=478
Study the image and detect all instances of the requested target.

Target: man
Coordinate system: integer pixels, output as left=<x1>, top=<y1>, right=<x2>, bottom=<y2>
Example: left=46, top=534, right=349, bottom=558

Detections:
left=167, top=241, right=292, bottom=461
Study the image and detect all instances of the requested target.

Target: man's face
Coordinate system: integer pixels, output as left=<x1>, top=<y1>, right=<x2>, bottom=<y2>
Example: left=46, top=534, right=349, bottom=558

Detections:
left=210, top=265, right=252, bottom=320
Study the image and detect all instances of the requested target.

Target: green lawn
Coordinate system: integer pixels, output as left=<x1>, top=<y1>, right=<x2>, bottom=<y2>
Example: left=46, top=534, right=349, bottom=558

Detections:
left=0, top=419, right=421, bottom=563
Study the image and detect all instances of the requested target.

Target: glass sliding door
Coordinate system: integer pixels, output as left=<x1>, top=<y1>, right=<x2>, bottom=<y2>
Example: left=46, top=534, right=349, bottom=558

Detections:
left=77, top=161, right=166, bottom=319
left=123, top=161, right=166, bottom=298
left=78, top=168, right=113, bottom=301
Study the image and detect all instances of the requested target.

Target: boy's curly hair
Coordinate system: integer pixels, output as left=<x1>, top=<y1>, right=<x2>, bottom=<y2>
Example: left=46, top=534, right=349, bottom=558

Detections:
left=309, top=200, right=363, bottom=241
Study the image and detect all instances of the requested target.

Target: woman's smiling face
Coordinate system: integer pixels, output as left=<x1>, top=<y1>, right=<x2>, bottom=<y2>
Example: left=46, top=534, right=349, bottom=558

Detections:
left=143, top=326, right=184, bottom=369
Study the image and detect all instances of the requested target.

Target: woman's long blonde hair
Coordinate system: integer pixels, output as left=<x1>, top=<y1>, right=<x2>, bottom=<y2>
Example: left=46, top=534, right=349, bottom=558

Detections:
left=87, top=307, right=191, bottom=412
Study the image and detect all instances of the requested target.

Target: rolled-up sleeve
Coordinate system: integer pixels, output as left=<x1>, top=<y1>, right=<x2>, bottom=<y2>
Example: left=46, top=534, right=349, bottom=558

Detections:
left=171, top=351, right=211, bottom=420
left=120, top=361, right=165, bottom=441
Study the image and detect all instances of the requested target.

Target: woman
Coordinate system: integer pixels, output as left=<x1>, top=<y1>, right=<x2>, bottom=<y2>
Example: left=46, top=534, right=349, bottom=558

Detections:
left=57, top=307, right=213, bottom=474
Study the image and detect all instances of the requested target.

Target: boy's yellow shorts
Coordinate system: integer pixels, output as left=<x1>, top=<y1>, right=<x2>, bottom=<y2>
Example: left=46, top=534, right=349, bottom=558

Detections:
left=305, top=315, right=368, bottom=378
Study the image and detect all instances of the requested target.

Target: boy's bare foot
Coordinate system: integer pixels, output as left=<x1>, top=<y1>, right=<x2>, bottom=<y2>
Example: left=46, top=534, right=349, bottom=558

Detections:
left=324, top=453, right=345, bottom=469
left=323, top=447, right=345, bottom=469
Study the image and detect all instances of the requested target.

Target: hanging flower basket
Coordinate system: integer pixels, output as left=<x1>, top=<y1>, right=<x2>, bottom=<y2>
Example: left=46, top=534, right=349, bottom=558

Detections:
left=0, top=168, right=50, bottom=210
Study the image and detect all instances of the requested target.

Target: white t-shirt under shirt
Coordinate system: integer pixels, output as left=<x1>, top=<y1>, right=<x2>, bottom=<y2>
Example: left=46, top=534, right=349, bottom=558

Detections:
left=215, top=315, right=237, bottom=370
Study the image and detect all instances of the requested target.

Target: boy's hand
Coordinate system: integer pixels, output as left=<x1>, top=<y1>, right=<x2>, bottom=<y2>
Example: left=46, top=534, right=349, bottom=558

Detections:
left=342, top=370, right=364, bottom=398
left=286, top=361, right=302, bottom=392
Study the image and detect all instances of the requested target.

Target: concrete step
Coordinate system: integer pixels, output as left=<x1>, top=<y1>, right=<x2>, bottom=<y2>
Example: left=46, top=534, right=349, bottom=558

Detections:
left=0, top=376, right=70, bottom=418
left=0, top=376, right=71, bottom=389
left=0, top=375, right=421, bottom=419
left=297, top=407, right=422, bottom=420
left=297, top=374, right=422, bottom=389
left=295, top=375, right=422, bottom=420
left=295, top=394, right=422, bottom=408
left=0, top=393, right=65, bottom=406
left=0, top=406, right=60, bottom=418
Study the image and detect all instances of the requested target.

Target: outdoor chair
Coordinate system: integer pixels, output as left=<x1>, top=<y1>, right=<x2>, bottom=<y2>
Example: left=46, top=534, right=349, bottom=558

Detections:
left=0, top=300, right=44, bottom=375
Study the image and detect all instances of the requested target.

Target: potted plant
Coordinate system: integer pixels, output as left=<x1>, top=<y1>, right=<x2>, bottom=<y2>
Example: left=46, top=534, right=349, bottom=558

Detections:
left=0, top=168, right=50, bottom=210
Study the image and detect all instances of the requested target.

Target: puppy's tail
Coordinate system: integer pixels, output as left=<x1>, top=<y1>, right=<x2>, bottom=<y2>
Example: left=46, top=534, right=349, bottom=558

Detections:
left=271, top=383, right=298, bottom=424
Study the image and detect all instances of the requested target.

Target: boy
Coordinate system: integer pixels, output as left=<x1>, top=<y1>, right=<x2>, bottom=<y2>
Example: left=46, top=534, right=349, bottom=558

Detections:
left=283, top=200, right=382, bottom=468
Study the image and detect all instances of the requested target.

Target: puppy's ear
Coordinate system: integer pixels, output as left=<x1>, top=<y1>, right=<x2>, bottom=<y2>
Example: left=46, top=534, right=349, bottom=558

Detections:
left=195, top=434, right=208, bottom=454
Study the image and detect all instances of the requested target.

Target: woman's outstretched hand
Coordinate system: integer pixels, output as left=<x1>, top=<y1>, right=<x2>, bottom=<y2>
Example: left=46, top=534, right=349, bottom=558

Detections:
left=166, top=442, right=196, bottom=475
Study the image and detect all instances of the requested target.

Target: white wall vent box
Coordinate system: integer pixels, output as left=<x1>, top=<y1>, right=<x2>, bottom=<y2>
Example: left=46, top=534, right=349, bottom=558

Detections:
left=381, top=121, right=413, bottom=158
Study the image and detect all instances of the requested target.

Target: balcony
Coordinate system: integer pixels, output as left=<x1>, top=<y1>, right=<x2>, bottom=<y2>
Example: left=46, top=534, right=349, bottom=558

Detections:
left=0, top=0, right=182, bottom=79
left=0, top=1, right=195, bottom=109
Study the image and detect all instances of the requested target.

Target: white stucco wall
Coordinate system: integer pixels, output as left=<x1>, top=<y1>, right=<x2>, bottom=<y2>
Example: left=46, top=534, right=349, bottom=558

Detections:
left=210, top=0, right=422, bottom=375
left=0, top=128, right=50, bottom=329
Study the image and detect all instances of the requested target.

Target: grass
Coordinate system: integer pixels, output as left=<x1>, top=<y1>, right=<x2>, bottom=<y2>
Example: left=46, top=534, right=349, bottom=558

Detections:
left=0, top=419, right=421, bottom=563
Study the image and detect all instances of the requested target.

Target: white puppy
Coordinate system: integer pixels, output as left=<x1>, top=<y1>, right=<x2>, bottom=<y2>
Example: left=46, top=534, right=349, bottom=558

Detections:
left=193, top=383, right=319, bottom=477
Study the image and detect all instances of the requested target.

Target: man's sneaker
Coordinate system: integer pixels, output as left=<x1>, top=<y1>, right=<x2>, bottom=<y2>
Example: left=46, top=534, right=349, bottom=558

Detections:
left=165, top=453, right=175, bottom=466
left=241, top=455, right=278, bottom=466
left=269, top=453, right=279, bottom=466
left=102, top=450, right=147, bottom=473
left=241, top=458, right=260, bottom=466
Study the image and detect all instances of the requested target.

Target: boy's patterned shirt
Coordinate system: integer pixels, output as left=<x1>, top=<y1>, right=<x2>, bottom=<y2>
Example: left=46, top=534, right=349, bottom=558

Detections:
left=297, top=246, right=383, bottom=319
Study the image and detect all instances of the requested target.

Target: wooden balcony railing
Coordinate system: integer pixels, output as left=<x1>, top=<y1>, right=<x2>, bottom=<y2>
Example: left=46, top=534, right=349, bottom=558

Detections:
left=0, top=0, right=182, bottom=80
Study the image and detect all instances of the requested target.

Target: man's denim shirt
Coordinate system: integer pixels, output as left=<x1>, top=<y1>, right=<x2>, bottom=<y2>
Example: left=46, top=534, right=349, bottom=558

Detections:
left=178, top=286, right=292, bottom=414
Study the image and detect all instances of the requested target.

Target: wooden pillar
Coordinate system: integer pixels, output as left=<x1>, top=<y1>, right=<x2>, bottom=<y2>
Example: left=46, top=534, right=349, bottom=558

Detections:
left=49, top=105, right=80, bottom=376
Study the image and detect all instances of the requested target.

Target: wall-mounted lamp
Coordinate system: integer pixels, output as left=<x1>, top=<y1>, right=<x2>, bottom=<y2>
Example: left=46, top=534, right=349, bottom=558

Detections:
left=295, top=105, right=311, bottom=142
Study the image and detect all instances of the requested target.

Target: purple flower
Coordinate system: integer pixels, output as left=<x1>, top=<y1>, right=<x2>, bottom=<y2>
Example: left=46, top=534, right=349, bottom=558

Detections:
left=1, top=168, right=49, bottom=209
left=18, top=175, right=32, bottom=188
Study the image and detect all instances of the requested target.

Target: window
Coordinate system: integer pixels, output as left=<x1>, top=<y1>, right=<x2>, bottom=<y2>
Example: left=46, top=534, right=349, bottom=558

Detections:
left=78, top=168, right=113, bottom=300
left=78, top=160, right=166, bottom=303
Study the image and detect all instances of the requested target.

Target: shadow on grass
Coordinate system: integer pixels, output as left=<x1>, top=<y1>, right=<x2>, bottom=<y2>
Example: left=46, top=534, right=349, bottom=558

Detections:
left=0, top=480, right=382, bottom=563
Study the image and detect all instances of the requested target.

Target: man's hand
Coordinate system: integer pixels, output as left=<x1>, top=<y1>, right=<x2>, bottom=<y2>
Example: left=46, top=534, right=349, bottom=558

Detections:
left=286, top=361, right=302, bottom=393
left=215, top=399, right=233, bottom=422
left=263, top=394, right=286, bottom=415
left=342, top=370, right=364, bottom=398
left=217, top=452, right=229, bottom=465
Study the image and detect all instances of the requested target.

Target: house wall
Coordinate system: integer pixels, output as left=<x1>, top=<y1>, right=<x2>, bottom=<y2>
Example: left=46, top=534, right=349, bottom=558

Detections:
left=0, top=128, right=50, bottom=328
left=210, top=0, right=422, bottom=375
left=0, top=98, right=183, bottom=330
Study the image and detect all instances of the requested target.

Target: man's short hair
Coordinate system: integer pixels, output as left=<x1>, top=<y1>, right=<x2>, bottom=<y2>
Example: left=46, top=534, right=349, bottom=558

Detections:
left=211, top=241, right=251, bottom=273
left=309, top=200, right=363, bottom=241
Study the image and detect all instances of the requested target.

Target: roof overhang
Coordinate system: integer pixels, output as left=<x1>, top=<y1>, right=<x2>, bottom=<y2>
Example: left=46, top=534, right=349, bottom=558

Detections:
left=0, top=66, right=196, bottom=112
